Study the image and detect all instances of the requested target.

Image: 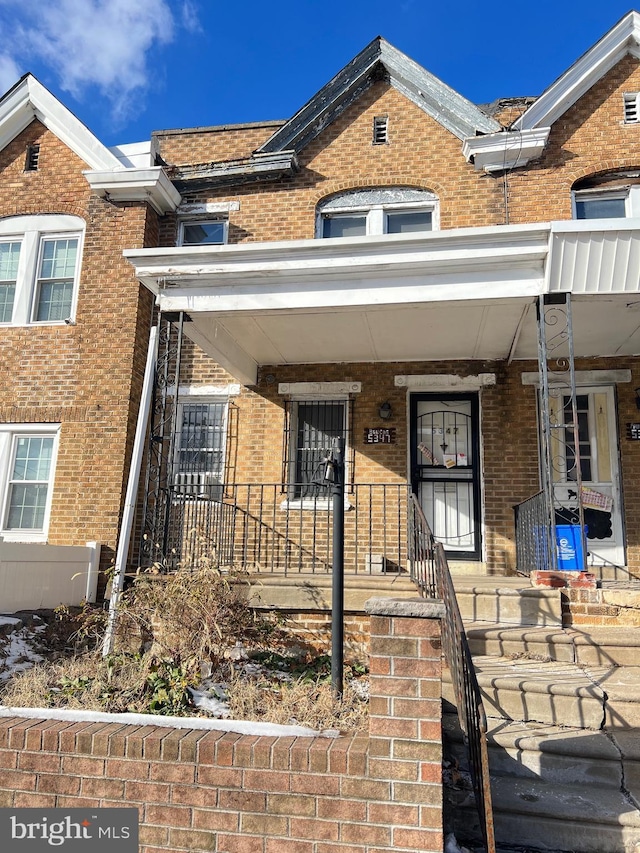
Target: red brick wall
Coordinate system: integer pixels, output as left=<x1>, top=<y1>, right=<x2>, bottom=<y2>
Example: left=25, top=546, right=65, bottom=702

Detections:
left=0, top=600, right=443, bottom=853
left=0, top=122, right=155, bottom=582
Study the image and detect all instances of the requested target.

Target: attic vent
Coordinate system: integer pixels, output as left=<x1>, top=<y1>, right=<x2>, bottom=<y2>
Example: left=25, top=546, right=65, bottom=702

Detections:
left=24, top=144, right=40, bottom=171
left=624, top=93, right=640, bottom=124
left=373, top=116, right=388, bottom=145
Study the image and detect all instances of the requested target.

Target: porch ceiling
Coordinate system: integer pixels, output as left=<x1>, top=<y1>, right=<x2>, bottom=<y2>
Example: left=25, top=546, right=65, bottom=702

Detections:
left=125, top=221, right=640, bottom=385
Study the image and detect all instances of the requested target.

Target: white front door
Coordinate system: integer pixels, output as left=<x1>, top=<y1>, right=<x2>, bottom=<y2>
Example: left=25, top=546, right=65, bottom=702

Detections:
left=548, top=386, right=624, bottom=567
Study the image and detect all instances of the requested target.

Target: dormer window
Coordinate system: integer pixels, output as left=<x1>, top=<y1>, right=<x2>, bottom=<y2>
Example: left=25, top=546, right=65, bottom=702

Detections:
left=624, top=93, right=640, bottom=124
left=178, top=219, right=227, bottom=246
left=317, top=187, right=438, bottom=238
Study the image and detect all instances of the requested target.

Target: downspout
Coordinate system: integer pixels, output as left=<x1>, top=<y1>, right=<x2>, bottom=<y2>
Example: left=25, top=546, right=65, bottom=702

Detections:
left=102, top=324, right=158, bottom=657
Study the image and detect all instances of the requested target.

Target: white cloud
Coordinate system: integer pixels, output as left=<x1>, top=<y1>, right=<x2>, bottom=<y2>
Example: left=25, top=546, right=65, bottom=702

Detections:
left=0, top=0, right=201, bottom=120
left=181, top=0, right=202, bottom=34
left=0, top=53, right=21, bottom=96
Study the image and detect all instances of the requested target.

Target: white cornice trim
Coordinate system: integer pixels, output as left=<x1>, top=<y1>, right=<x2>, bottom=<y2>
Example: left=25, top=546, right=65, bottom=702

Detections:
left=395, top=374, right=497, bottom=390
left=515, top=11, right=640, bottom=130
left=278, top=382, right=362, bottom=396
left=83, top=167, right=181, bottom=214
left=168, top=383, right=241, bottom=397
left=463, top=128, right=551, bottom=171
left=521, top=370, right=632, bottom=386
left=0, top=75, right=121, bottom=170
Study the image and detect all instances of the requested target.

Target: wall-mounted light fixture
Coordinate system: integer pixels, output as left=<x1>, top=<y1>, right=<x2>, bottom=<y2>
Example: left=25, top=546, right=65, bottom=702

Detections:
left=378, top=401, right=392, bottom=420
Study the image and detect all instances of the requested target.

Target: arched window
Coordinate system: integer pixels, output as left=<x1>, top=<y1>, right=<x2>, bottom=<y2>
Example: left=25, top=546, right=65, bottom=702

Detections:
left=317, top=187, right=438, bottom=238
left=572, top=171, right=640, bottom=220
left=0, top=214, right=85, bottom=326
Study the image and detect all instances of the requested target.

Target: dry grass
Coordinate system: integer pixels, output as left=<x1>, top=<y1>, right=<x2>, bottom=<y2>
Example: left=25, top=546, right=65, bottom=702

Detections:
left=0, top=565, right=369, bottom=731
left=227, top=670, right=368, bottom=731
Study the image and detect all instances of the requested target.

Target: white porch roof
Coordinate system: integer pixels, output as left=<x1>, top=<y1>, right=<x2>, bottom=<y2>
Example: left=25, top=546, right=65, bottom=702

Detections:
left=125, top=221, right=640, bottom=385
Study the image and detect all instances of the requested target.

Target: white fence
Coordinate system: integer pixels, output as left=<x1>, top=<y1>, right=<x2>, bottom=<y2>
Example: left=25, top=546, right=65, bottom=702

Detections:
left=0, top=540, right=100, bottom=612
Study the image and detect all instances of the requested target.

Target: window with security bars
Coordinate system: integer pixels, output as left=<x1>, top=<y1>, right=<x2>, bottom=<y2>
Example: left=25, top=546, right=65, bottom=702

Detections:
left=283, top=399, right=354, bottom=498
left=174, top=401, right=228, bottom=496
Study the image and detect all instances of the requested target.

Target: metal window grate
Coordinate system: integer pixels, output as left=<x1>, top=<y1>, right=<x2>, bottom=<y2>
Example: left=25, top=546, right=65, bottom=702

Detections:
left=624, top=93, right=640, bottom=123
left=282, top=398, right=355, bottom=495
left=174, top=400, right=228, bottom=496
left=25, top=144, right=40, bottom=171
left=373, top=116, right=388, bottom=144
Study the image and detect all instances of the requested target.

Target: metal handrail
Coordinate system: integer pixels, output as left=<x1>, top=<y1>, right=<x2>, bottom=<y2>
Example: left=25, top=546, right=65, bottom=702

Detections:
left=409, top=495, right=495, bottom=853
left=513, top=490, right=552, bottom=576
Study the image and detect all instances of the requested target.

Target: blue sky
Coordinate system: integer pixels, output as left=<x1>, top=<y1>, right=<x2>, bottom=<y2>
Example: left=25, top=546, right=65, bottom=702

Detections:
left=0, top=0, right=637, bottom=147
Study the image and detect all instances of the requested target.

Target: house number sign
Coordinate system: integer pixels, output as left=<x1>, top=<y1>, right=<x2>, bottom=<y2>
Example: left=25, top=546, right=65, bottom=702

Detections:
left=627, top=423, right=640, bottom=440
left=364, top=428, right=396, bottom=444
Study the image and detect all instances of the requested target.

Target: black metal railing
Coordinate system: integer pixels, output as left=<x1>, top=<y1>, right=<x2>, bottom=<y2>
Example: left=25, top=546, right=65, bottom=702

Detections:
left=146, top=481, right=494, bottom=852
left=151, top=483, right=413, bottom=576
left=514, top=490, right=552, bottom=576
left=410, top=495, right=495, bottom=853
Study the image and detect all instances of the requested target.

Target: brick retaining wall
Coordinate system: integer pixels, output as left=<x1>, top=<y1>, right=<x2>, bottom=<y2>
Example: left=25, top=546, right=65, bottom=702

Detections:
left=0, top=598, right=445, bottom=853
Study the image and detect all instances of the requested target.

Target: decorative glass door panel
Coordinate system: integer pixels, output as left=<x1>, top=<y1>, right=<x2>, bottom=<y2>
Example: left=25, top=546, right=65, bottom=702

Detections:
left=547, top=386, right=624, bottom=567
left=411, top=394, right=481, bottom=559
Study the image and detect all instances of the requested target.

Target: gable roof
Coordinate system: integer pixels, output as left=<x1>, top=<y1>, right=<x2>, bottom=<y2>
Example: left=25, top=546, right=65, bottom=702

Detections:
left=0, top=74, right=181, bottom=214
left=514, top=10, right=640, bottom=131
left=257, top=37, right=501, bottom=155
left=0, top=74, right=122, bottom=170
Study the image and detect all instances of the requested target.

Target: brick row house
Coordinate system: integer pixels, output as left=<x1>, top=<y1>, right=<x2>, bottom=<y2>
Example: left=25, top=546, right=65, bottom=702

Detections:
left=3, top=12, right=640, bottom=609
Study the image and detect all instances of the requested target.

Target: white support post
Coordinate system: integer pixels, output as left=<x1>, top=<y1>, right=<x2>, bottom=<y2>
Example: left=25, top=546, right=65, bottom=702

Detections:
left=102, top=325, right=157, bottom=657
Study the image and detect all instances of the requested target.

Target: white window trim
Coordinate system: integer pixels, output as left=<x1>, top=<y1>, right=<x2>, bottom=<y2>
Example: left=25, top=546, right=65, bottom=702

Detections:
left=177, top=218, right=229, bottom=247
left=572, top=186, right=640, bottom=219
left=0, top=215, right=84, bottom=327
left=317, top=199, right=439, bottom=238
left=0, top=423, right=60, bottom=542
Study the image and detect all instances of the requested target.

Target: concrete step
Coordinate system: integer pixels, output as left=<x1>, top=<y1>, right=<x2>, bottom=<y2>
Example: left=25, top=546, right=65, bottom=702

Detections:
left=444, top=656, right=609, bottom=729
left=464, top=622, right=575, bottom=661
left=452, top=580, right=563, bottom=626
left=464, top=622, right=640, bottom=666
left=447, top=773, right=640, bottom=853
left=587, top=665, right=640, bottom=730
left=444, top=713, right=623, bottom=789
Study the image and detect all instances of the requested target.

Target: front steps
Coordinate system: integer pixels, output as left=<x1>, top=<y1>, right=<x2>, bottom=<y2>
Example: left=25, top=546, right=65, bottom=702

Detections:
left=446, top=575, right=640, bottom=852
left=445, top=716, right=640, bottom=853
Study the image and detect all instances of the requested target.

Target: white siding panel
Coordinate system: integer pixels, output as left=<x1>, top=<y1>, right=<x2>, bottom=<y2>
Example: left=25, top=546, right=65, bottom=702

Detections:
left=550, top=228, right=640, bottom=294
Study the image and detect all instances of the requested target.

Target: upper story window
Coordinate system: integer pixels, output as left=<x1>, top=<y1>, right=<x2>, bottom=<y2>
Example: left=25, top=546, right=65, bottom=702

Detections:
left=0, top=215, right=84, bottom=326
left=317, top=187, right=438, bottom=239
left=573, top=172, right=640, bottom=220
left=178, top=219, right=227, bottom=246
left=574, top=192, right=628, bottom=219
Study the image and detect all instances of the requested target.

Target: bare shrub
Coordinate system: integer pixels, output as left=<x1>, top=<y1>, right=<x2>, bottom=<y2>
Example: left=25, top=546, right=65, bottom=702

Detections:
left=0, top=563, right=369, bottom=729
